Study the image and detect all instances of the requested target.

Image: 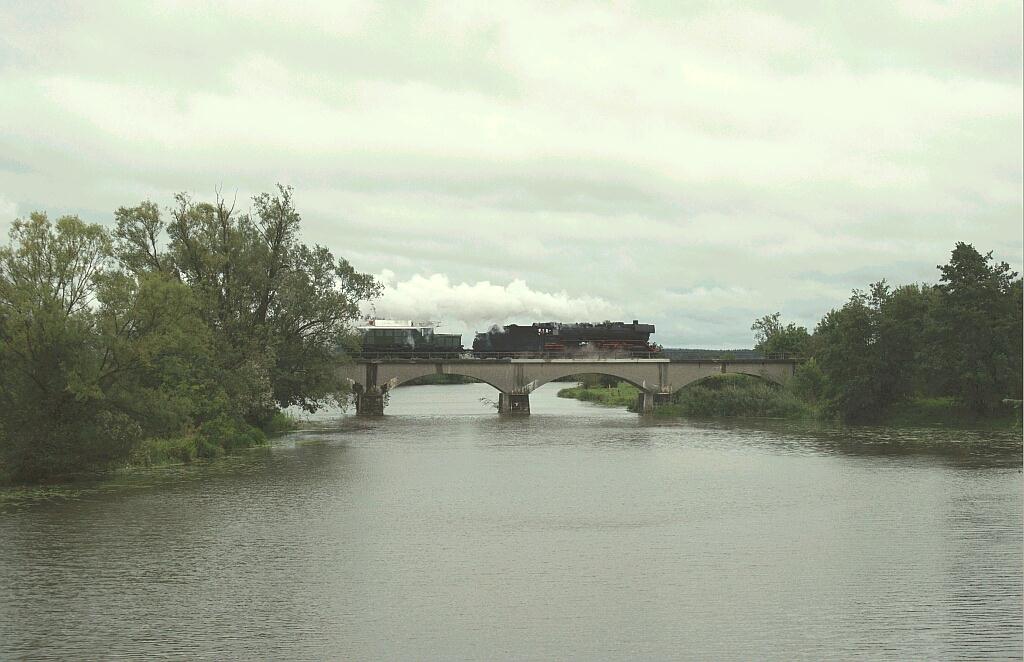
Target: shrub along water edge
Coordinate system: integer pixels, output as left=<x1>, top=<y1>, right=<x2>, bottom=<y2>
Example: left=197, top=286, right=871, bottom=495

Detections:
left=559, top=374, right=814, bottom=419
left=654, top=375, right=814, bottom=419
left=0, top=187, right=377, bottom=484
left=557, top=382, right=641, bottom=410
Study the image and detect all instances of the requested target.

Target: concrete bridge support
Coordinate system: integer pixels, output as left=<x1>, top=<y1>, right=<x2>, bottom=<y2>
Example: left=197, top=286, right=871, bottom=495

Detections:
left=636, top=391, right=655, bottom=415
left=636, top=391, right=673, bottom=414
left=355, top=390, right=385, bottom=416
left=498, top=393, right=531, bottom=415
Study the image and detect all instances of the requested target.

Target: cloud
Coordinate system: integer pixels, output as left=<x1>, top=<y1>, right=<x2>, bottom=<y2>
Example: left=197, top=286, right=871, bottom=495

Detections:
left=368, top=271, right=619, bottom=333
left=0, top=1, right=1020, bottom=347
left=0, top=194, right=17, bottom=238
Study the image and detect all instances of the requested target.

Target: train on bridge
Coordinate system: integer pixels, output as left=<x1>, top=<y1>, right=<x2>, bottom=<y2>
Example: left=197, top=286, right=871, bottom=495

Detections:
left=356, top=319, right=660, bottom=358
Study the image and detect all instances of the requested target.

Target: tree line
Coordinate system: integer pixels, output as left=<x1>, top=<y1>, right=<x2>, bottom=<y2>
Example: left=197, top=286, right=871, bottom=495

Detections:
left=752, top=242, right=1022, bottom=423
left=0, top=187, right=379, bottom=483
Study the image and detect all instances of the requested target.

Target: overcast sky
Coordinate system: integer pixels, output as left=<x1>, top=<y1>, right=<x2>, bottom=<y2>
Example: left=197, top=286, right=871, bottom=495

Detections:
left=1, top=1, right=1021, bottom=347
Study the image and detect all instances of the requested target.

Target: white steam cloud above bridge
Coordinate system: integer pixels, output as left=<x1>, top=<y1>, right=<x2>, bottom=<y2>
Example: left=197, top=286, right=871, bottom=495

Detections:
left=368, top=270, right=619, bottom=328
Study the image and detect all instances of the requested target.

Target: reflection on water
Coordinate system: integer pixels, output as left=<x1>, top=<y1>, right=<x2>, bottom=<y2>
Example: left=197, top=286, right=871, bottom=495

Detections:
left=1, top=383, right=1021, bottom=659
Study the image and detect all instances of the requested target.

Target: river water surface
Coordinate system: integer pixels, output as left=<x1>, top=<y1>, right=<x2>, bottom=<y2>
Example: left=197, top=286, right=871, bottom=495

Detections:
left=1, top=383, right=1021, bottom=660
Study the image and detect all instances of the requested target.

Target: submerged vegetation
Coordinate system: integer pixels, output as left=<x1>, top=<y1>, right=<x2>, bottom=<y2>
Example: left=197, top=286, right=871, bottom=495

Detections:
left=0, top=187, right=377, bottom=484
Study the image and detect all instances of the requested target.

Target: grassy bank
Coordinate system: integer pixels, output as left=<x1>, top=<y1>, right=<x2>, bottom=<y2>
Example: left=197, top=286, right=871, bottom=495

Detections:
left=557, top=382, right=641, bottom=409
left=124, top=411, right=300, bottom=470
left=881, top=397, right=1021, bottom=430
left=558, top=375, right=812, bottom=419
left=0, top=411, right=303, bottom=485
left=655, top=375, right=815, bottom=419
left=557, top=375, right=1020, bottom=429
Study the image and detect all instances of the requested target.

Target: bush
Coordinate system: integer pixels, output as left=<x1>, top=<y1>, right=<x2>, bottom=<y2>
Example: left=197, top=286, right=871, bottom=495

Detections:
left=198, top=415, right=267, bottom=452
left=790, top=358, right=827, bottom=404
left=128, top=436, right=198, bottom=466
left=557, top=382, right=640, bottom=408
left=657, top=375, right=813, bottom=419
left=0, top=409, right=143, bottom=483
left=122, top=414, right=270, bottom=470
left=262, top=410, right=302, bottom=436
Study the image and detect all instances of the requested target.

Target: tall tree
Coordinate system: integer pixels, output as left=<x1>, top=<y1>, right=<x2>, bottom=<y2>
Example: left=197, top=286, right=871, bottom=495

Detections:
left=751, top=312, right=810, bottom=357
left=812, top=282, right=926, bottom=422
left=0, top=214, right=203, bottom=481
left=115, top=186, right=380, bottom=423
left=931, top=243, right=1022, bottom=413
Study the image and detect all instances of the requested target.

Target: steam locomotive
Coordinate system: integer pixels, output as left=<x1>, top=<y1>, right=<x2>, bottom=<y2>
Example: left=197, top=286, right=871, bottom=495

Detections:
left=472, top=320, right=659, bottom=357
left=356, top=319, right=660, bottom=358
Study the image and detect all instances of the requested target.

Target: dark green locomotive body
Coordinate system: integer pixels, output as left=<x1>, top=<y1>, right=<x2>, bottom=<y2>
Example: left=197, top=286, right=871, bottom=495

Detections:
left=357, top=320, right=463, bottom=357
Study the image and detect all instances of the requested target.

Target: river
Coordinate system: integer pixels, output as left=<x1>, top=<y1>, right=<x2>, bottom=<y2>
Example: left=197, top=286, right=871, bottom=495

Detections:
left=1, top=383, right=1021, bottom=660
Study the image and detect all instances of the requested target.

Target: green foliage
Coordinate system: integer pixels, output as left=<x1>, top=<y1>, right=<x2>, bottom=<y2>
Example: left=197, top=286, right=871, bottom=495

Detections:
left=0, top=187, right=378, bottom=484
left=558, top=375, right=813, bottom=419
left=263, top=410, right=302, bottom=436
left=128, top=436, right=199, bottom=467
left=812, top=282, right=926, bottom=422
left=198, top=415, right=266, bottom=452
left=115, top=186, right=380, bottom=424
left=883, top=397, right=1021, bottom=430
left=658, top=374, right=814, bottom=419
left=928, top=243, right=1022, bottom=413
left=751, top=312, right=810, bottom=357
left=790, top=358, right=826, bottom=404
left=576, top=374, right=622, bottom=389
left=557, top=382, right=640, bottom=408
left=757, top=242, right=1022, bottom=423
left=0, top=213, right=200, bottom=481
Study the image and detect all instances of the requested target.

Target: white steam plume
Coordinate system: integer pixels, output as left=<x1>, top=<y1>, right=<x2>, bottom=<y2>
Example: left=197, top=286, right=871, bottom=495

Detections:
left=366, top=271, right=619, bottom=329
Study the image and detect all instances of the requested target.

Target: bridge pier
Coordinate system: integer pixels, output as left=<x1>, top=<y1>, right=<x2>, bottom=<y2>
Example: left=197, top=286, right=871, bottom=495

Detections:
left=636, top=391, right=673, bottom=415
left=356, top=390, right=385, bottom=417
left=499, top=393, right=531, bottom=415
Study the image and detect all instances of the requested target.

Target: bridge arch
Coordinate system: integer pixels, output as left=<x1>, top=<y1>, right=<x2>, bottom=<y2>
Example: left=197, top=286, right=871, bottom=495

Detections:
left=521, top=366, right=661, bottom=394
left=371, top=362, right=516, bottom=394
left=381, top=370, right=506, bottom=394
left=669, top=370, right=787, bottom=394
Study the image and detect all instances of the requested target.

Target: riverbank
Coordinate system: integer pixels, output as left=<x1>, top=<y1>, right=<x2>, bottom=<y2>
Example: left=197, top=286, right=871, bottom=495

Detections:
left=557, top=377, right=1021, bottom=429
left=557, top=375, right=813, bottom=418
left=0, top=412, right=302, bottom=486
left=125, top=411, right=301, bottom=469
left=555, top=382, right=641, bottom=410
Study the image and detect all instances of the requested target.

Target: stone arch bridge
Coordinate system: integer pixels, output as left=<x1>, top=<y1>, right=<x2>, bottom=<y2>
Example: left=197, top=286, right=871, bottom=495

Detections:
left=339, top=358, right=798, bottom=415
